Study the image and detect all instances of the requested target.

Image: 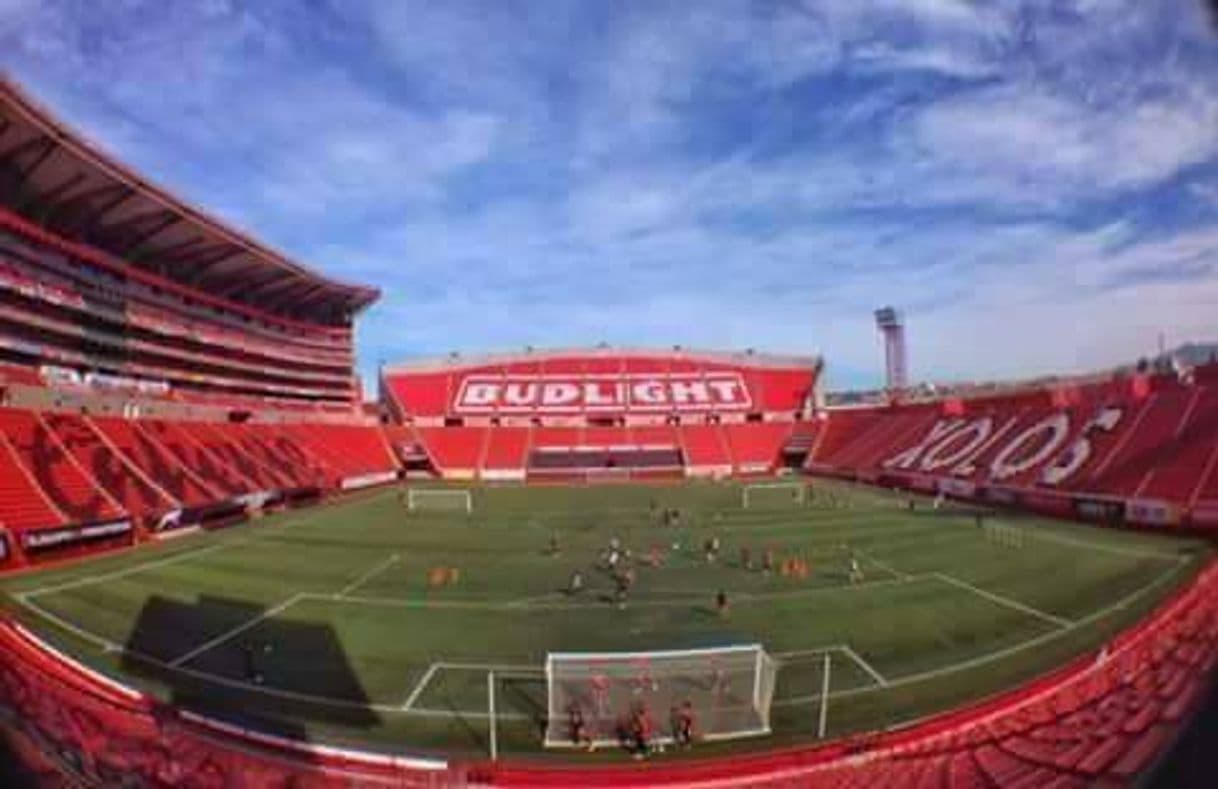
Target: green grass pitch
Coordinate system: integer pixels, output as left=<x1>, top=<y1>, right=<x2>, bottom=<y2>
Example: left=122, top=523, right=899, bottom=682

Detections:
left=0, top=479, right=1209, bottom=760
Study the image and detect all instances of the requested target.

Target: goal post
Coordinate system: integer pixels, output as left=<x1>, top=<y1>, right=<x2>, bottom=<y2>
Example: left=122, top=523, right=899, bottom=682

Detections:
left=543, top=644, right=777, bottom=749
left=742, top=482, right=807, bottom=509
left=406, top=488, right=473, bottom=513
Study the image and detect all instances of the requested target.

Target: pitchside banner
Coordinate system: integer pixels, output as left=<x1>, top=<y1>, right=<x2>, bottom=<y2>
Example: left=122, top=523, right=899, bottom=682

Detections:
left=452, top=373, right=753, bottom=414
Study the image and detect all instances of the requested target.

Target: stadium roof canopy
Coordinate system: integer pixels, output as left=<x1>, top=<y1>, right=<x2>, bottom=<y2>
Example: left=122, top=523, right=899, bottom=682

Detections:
left=0, top=77, right=379, bottom=323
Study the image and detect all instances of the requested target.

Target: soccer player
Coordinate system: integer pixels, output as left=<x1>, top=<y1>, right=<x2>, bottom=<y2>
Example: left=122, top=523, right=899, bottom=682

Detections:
left=569, top=703, right=595, bottom=751
left=568, top=570, right=584, bottom=596
left=762, top=548, right=775, bottom=574
left=590, top=671, right=611, bottom=717
left=849, top=555, right=864, bottom=585
left=673, top=700, right=696, bottom=748
left=740, top=545, right=752, bottom=571
left=629, top=702, right=654, bottom=759
left=716, top=588, right=729, bottom=617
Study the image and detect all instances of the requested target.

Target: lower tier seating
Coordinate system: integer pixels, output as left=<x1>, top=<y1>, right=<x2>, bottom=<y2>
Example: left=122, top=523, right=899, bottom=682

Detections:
left=0, top=410, right=400, bottom=554
left=807, top=372, right=1218, bottom=519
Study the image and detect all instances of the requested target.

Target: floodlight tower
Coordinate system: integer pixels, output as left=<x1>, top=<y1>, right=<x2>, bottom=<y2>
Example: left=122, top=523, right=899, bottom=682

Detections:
left=874, top=307, right=908, bottom=393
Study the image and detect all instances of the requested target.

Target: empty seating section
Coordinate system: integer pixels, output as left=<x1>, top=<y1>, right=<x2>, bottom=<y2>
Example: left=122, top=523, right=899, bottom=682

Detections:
left=141, top=421, right=249, bottom=496
left=722, top=422, right=793, bottom=471
left=416, top=427, right=487, bottom=473
left=531, top=427, right=582, bottom=449
left=630, top=425, right=680, bottom=447
left=1139, top=388, right=1218, bottom=503
left=482, top=427, right=529, bottom=470
left=808, top=373, right=1218, bottom=527
left=42, top=413, right=171, bottom=517
left=0, top=408, right=122, bottom=525
left=0, top=430, right=64, bottom=530
left=90, top=418, right=218, bottom=506
left=680, top=424, right=731, bottom=467
left=0, top=410, right=400, bottom=553
left=184, top=422, right=286, bottom=490
left=384, top=371, right=450, bottom=418
left=1088, top=389, right=1188, bottom=496
left=303, top=424, right=397, bottom=476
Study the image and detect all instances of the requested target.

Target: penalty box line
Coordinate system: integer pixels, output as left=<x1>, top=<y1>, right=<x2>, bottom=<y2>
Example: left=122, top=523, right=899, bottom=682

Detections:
left=774, top=557, right=1190, bottom=710
left=774, top=644, right=889, bottom=688
left=12, top=593, right=539, bottom=721
left=932, top=572, right=1073, bottom=629
left=169, top=551, right=403, bottom=669
left=399, top=660, right=543, bottom=711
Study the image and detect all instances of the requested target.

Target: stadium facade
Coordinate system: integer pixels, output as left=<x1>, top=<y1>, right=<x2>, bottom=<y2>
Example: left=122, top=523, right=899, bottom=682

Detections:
left=0, top=79, right=1216, bottom=787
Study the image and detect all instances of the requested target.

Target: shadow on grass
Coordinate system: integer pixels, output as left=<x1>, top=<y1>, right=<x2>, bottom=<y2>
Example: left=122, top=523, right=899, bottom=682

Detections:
left=121, top=595, right=377, bottom=741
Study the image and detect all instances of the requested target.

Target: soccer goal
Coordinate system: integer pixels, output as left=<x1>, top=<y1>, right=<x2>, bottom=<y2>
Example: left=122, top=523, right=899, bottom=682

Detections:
left=543, top=644, right=777, bottom=748
left=742, top=482, right=807, bottom=509
left=406, top=488, right=473, bottom=513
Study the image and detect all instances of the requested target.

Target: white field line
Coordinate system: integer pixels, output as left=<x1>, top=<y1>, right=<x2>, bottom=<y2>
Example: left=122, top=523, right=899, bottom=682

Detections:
left=817, top=653, right=831, bottom=738
left=17, top=498, right=387, bottom=600
left=435, top=661, right=544, bottom=674
left=169, top=593, right=305, bottom=668
left=337, top=554, right=400, bottom=597
left=11, top=556, right=1191, bottom=727
left=933, top=572, right=1073, bottom=628
left=775, top=557, right=1189, bottom=708
left=19, top=540, right=246, bottom=598
left=773, top=644, right=847, bottom=660
left=852, top=547, right=912, bottom=581
left=989, top=520, right=1183, bottom=561
left=400, top=663, right=440, bottom=711
left=15, top=594, right=122, bottom=653
left=840, top=644, right=889, bottom=687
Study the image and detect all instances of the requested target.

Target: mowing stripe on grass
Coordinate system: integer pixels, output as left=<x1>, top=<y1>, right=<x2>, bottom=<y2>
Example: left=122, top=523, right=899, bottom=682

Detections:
left=169, top=593, right=305, bottom=668
left=933, top=572, right=1072, bottom=628
left=851, top=547, right=911, bottom=581
left=337, top=553, right=400, bottom=597
left=19, top=539, right=247, bottom=598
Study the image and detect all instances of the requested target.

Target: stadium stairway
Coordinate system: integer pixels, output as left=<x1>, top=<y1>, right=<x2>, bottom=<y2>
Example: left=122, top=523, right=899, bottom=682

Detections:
left=0, top=428, right=65, bottom=531
left=137, top=421, right=251, bottom=497
left=89, top=417, right=220, bottom=507
left=0, top=408, right=124, bottom=526
left=42, top=413, right=176, bottom=520
left=722, top=421, right=795, bottom=474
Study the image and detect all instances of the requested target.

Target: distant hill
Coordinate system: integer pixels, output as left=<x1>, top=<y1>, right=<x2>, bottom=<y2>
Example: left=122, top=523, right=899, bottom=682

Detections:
left=1160, top=342, right=1218, bottom=367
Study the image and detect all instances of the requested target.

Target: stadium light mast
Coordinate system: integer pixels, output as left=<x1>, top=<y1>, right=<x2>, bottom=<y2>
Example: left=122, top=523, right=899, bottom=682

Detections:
left=874, top=307, right=908, bottom=393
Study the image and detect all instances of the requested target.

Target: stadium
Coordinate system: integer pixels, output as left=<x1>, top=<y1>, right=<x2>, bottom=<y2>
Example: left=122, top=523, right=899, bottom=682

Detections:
left=0, top=64, right=1217, bottom=789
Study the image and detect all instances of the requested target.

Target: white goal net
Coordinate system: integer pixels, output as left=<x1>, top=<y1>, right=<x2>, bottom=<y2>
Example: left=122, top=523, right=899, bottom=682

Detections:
left=544, top=644, right=777, bottom=748
left=742, top=482, right=807, bottom=509
left=406, top=488, right=473, bottom=513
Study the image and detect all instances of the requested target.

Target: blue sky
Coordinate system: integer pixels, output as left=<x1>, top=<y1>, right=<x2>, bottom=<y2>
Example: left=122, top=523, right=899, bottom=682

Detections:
left=3, top=0, right=1218, bottom=392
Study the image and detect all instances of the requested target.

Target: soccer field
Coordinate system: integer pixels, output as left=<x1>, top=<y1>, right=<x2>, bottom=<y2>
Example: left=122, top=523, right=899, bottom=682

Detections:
left=0, top=480, right=1209, bottom=760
